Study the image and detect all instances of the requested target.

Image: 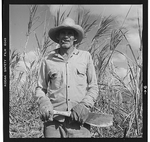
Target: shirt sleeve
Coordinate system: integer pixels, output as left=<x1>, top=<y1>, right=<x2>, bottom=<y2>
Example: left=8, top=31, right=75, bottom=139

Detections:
left=81, top=52, right=98, bottom=108
left=35, top=59, right=49, bottom=101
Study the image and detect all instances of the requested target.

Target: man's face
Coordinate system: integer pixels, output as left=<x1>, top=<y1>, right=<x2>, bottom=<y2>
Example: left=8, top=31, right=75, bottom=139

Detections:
left=58, top=29, right=77, bottom=49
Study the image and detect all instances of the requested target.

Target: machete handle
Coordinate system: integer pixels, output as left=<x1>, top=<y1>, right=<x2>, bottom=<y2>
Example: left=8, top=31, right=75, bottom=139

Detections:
left=53, top=110, right=71, bottom=117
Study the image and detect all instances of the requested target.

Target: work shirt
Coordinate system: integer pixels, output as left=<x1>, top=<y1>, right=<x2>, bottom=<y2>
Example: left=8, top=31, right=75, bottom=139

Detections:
left=36, top=48, right=98, bottom=122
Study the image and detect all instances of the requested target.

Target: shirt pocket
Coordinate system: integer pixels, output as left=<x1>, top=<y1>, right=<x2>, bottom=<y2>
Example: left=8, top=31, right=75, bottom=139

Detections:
left=76, top=66, right=86, bottom=86
left=48, top=68, right=63, bottom=90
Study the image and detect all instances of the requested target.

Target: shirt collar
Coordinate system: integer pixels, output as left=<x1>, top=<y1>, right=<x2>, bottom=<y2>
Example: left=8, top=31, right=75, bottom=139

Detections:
left=72, top=48, right=79, bottom=55
left=50, top=47, right=80, bottom=62
left=55, top=47, right=79, bottom=56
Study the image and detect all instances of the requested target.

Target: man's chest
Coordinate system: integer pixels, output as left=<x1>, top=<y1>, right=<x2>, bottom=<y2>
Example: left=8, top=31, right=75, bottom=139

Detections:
left=46, top=56, right=88, bottom=76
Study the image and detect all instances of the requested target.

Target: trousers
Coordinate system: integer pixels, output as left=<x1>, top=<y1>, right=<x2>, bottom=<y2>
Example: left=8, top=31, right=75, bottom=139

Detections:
left=43, top=118, right=91, bottom=138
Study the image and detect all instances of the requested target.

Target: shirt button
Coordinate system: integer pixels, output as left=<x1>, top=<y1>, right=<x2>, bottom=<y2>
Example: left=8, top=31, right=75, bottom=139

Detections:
left=68, top=86, right=70, bottom=88
left=68, top=99, right=70, bottom=101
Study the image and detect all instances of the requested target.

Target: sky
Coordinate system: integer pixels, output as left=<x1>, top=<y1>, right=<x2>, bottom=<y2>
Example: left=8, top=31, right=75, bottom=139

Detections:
left=9, top=4, right=143, bottom=80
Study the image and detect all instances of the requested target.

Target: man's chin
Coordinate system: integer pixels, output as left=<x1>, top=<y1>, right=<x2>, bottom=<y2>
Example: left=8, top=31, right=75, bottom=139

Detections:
left=61, top=44, right=71, bottom=49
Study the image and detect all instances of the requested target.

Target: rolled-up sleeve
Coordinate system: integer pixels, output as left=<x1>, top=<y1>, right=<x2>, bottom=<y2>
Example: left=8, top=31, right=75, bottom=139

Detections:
left=35, top=59, right=49, bottom=100
left=81, top=52, right=98, bottom=107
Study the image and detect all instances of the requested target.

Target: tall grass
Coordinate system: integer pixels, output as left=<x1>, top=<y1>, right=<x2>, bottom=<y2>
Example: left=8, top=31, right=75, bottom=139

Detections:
left=9, top=5, right=143, bottom=138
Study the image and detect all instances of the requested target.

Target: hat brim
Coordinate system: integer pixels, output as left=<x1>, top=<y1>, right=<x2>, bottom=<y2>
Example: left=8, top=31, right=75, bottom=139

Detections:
left=48, top=25, right=84, bottom=44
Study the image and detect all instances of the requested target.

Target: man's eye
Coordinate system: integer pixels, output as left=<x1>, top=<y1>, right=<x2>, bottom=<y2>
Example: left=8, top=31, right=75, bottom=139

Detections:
left=51, top=73, right=57, bottom=79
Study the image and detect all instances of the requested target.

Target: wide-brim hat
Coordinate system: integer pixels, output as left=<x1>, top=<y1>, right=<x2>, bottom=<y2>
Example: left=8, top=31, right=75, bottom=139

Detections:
left=48, top=17, right=84, bottom=44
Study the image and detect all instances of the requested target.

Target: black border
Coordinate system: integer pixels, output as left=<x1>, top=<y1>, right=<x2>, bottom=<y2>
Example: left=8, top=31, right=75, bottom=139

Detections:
left=3, top=2, right=9, bottom=141
left=2, top=0, right=146, bottom=4
left=3, top=0, right=148, bottom=142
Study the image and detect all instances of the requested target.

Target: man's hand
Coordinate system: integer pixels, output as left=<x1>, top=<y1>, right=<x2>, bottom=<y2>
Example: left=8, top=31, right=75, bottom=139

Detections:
left=40, top=104, right=53, bottom=122
left=70, top=103, right=89, bottom=124
left=39, top=97, right=53, bottom=122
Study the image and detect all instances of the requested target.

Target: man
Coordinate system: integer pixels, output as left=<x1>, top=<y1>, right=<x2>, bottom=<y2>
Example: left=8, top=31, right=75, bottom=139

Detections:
left=35, top=17, right=98, bottom=138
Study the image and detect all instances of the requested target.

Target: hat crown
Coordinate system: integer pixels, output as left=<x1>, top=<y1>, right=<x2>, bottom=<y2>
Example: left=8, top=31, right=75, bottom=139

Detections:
left=62, top=17, right=76, bottom=26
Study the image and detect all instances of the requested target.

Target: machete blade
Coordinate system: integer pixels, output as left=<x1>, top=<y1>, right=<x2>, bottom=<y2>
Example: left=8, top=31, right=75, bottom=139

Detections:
left=85, top=112, right=113, bottom=127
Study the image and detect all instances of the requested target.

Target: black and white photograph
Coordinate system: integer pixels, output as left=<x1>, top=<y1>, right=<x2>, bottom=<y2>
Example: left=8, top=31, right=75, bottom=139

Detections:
left=2, top=2, right=147, bottom=141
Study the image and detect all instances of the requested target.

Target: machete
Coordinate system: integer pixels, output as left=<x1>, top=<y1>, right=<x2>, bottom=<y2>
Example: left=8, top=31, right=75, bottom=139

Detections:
left=53, top=110, right=113, bottom=127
